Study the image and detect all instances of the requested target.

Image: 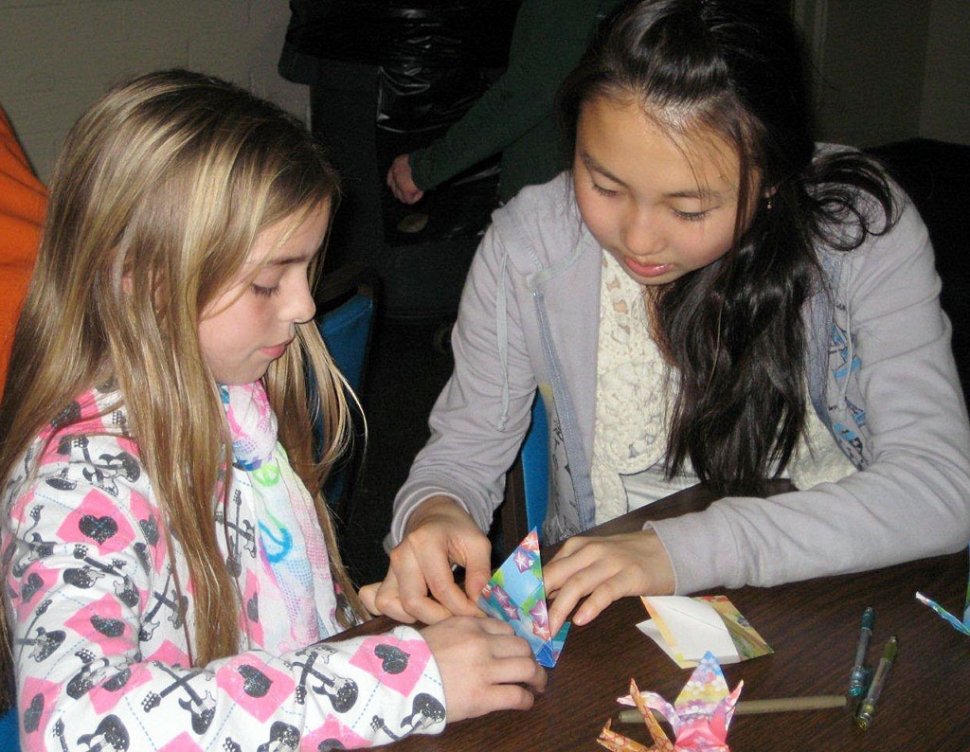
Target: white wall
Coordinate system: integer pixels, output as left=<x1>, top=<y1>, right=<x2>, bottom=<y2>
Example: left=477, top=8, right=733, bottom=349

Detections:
left=921, top=0, right=970, bottom=144
left=3, top=0, right=967, bottom=182
left=793, top=0, right=969, bottom=148
left=0, top=0, right=310, bottom=183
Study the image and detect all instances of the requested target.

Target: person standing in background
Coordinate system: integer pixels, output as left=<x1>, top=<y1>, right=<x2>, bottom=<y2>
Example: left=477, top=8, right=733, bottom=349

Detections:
left=386, top=0, right=625, bottom=206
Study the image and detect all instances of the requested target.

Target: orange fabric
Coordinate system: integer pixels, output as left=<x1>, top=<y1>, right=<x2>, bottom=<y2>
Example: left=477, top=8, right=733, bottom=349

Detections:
left=0, top=106, right=47, bottom=398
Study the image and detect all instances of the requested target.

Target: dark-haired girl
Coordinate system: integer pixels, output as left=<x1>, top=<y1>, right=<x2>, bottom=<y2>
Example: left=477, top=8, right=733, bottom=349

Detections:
left=364, top=0, right=970, bottom=638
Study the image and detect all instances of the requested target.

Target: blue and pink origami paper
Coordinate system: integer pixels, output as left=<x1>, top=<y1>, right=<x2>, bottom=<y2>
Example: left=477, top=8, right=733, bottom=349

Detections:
left=478, top=529, right=571, bottom=668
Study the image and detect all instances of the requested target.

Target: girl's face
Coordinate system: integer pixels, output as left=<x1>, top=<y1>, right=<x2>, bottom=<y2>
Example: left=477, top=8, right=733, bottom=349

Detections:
left=198, top=203, right=329, bottom=385
left=573, top=95, right=750, bottom=286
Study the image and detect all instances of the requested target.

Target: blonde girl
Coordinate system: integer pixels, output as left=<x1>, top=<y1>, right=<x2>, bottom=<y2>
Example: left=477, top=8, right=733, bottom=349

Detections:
left=0, top=70, right=544, bottom=751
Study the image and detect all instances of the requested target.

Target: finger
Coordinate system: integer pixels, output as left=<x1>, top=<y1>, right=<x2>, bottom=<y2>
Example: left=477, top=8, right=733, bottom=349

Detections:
left=367, top=569, right=421, bottom=624
left=423, top=551, right=488, bottom=618
left=486, top=633, right=538, bottom=660
left=478, top=680, right=542, bottom=713
left=546, top=588, right=582, bottom=637
left=487, top=656, right=549, bottom=696
left=393, top=547, right=476, bottom=622
left=462, top=560, right=492, bottom=604
left=570, top=566, right=641, bottom=625
left=474, top=617, right=515, bottom=636
left=485, top=654, right=547, bottom=687
left=372, top=589, right=419, bottom=625
left=358, top=582, right=381, bottom=615
left=571, top=586, right=614, bottom=627
left=447, top=685, right=536, bottom=722
left=425, top=575, right=483, bottom=619
left=362, top=571, right=416, bottom=623
left=543, top=539, right=595, bottom=592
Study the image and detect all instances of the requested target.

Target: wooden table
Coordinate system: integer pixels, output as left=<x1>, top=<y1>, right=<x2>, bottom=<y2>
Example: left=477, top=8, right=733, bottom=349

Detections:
left=348, top=485, right=970, bottom=750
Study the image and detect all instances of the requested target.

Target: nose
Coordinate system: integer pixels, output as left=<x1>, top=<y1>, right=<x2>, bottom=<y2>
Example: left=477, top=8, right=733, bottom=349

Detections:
left=287, top=276, right=317, bottom=325
left=622, top=206, right=664, bottom=258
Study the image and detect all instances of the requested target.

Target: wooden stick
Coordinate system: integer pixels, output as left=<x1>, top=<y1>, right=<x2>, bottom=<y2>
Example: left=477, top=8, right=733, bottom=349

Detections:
left=618, top=694, right=848, bottom=723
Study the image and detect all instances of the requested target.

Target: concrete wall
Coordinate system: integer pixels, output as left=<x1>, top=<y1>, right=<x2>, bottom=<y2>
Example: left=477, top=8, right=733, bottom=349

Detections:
left=0, top=0, right=310, bottom=183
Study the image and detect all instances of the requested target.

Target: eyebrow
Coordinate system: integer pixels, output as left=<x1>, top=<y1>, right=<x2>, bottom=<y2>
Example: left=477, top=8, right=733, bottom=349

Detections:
left=264, top=253, right=315, bottom=267
left=579, top=150, right=726, bottom=200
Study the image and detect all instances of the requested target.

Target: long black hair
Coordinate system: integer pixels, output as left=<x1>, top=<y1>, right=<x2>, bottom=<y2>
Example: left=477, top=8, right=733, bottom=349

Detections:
left=558, top=0, right=896, bottom=493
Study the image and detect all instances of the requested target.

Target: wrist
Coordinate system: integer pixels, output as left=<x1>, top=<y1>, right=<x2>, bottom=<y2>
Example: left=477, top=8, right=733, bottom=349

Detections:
left=405, top=495, right=462, bottom=535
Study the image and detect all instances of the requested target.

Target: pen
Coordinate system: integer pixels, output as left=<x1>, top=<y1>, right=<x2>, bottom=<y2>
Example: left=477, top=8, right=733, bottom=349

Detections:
left=618, top=694, right=848, bottom=722
left=855, top=635, right=898, bottom=730
left=848, top=606, right=874, bottom=698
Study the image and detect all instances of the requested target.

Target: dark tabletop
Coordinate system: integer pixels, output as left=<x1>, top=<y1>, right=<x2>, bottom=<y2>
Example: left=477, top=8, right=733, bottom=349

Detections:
left=342, top=484, right=970, bottom=751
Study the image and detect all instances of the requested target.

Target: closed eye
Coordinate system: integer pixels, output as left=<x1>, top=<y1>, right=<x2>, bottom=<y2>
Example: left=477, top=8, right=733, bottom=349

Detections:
left=591, top=181, right=620, bottom=198
left=672, top=208, right=709, bottom=222
left=252, top=284, right=280, bottom=298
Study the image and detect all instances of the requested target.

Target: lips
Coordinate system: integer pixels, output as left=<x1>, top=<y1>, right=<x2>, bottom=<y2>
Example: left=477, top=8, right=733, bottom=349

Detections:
left=623, top=256, right=671, bottom=278
left=260, top=341, right=292, bottom=360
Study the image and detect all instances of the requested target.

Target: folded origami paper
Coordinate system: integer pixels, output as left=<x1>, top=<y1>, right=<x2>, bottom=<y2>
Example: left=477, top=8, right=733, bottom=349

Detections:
left=915, top=590, right=970, bottom=636
left=478, top=529, right=570, bottom=668
left=599, top=652, right=743, bottom=752
left=638, top=595, right=772, bottom=669
left=916, top=544, right=970, bottom=636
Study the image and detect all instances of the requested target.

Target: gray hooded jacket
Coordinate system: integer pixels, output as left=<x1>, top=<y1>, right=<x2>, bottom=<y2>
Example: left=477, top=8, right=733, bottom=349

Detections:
left=391, top=167, right=970, bottom=594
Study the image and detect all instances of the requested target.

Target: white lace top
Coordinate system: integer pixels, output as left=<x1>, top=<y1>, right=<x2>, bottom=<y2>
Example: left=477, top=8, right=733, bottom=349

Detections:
left=591, top=250, right=855, bottom=524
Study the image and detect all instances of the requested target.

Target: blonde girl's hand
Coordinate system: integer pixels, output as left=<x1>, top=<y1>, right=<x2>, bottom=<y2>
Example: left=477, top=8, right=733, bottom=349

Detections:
left=542, top=529, right=675, bottom=637
left=421, top=616, right=547, bottom=722
left=359, top=497, right=492, bottom=624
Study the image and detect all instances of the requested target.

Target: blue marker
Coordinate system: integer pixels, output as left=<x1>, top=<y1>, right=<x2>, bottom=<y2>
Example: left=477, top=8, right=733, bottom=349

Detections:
left=848, top=606, right=874, bottom=698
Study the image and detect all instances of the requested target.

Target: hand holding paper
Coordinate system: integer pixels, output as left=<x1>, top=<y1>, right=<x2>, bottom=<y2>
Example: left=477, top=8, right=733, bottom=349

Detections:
left=478, top=529, right=571, bottom=667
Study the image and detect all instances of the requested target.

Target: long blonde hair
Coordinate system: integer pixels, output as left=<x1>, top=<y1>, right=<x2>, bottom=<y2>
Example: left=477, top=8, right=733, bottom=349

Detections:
left=0, top=70, right=365, bottom=708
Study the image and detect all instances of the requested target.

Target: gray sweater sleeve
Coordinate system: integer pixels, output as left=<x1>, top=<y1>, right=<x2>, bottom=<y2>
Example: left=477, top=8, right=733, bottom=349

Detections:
left=389, top=215, right=540, bottom=545
left=653, top=195, right=970, bottom=593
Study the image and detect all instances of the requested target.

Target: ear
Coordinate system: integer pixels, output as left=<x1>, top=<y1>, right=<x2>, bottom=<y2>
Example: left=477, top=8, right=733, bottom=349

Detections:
left=121, top=267, right=134, bottom=295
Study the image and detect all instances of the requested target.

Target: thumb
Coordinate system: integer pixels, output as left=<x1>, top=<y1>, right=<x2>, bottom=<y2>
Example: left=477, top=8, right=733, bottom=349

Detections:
left=463, top=558, right=492, bottom=602
left=358, top=583, right=380, bottom=615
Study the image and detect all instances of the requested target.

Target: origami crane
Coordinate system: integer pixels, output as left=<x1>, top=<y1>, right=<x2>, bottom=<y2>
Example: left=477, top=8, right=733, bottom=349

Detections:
left=599, top=652, right=743, bottom=752
left=478, top=529, right=570, bottom=668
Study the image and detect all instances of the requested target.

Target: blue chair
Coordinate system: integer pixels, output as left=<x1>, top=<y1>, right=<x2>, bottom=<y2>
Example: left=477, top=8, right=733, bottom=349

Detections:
left=0, top=703, right=19, bottom=751
left=314, top=263, right=379, bottom=521
left=501, top=391, right=549, bottom=553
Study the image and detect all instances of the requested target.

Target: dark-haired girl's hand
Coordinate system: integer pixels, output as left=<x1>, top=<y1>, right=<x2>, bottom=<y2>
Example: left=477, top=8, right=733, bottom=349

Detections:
left=360, top=496, right=492, bottom=625
left=542, top=529, right=675, bottom=637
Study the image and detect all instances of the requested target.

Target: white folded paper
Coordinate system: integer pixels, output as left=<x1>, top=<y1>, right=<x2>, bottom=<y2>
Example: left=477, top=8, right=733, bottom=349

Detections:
left=637, top=595, right=773, bottom=668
